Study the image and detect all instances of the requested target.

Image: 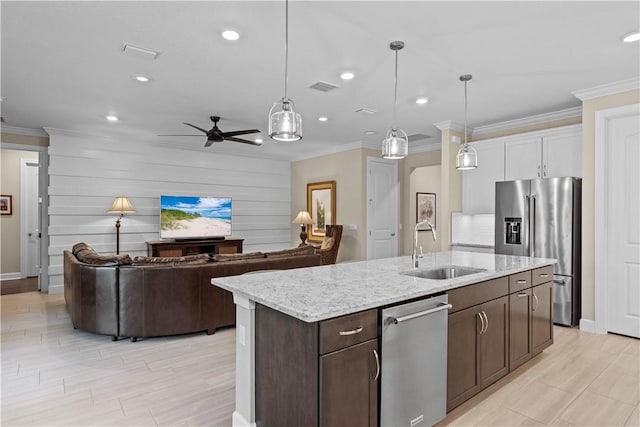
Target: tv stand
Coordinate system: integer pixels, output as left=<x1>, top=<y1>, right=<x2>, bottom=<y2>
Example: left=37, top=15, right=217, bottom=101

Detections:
left=146, top=238, right=244, bottom=257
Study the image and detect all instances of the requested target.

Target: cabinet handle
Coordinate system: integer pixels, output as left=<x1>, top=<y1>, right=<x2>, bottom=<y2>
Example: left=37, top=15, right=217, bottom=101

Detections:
left=533, top=293, right=539, bottom=311
left=517, top=280, right=528, bottom=284
left=517, top=292, right=528, bottom=297
left=339, top=326, right=363, bottom=336
left=477, top=312, right=485, bottom=335
left=537, top=165, right=541, bottom=178
left=372, top=349, right=380, bottom=382
left=539, top=273, right=549, bottom=278
left=482, top=311, right=489, bottom=333
left=543, top=164, right=547, bottom=177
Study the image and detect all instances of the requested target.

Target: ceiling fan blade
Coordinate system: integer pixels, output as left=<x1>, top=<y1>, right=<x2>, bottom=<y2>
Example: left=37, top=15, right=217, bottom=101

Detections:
left=158, top=134, right=203, bottom=137
left=221, top=129, right=260, bottom=138
left=225, top=136, right=263, bottom=146
left=204, top=139, right=216, bottom=147
left=183, top=122, right=209, bottom=134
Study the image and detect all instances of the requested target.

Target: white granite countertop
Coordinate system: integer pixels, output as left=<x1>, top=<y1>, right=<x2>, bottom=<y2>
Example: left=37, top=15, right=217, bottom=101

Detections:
left=211, top=251, right=556, bottom=323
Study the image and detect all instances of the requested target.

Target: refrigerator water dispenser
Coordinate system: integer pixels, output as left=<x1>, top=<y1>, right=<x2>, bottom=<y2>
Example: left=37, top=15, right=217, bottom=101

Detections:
left=504, top=217, right=522, bottom=245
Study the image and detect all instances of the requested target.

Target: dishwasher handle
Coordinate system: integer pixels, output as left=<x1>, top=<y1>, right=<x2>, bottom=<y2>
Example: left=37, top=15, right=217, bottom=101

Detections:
left=388, top=303, right=452, bottom=325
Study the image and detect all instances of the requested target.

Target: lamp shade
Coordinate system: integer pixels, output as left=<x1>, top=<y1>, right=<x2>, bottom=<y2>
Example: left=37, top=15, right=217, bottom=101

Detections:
left=107, top=197, right=136, bottom=214
left=269, top=99, right=302, bottom=142
left=455, top=145, right=478, bottom=170
left=382, top=128, right=409, bottom=159
left=292, top=211, right=312, bottom=225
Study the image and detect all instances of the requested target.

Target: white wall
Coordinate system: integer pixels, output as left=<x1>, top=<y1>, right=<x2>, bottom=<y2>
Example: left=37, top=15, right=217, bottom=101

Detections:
left=47, top=131, right=291, bottom=293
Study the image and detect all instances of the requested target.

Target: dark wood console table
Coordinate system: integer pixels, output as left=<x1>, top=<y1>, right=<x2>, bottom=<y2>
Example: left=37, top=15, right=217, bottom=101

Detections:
left=146, top=238, right=244, bottom=257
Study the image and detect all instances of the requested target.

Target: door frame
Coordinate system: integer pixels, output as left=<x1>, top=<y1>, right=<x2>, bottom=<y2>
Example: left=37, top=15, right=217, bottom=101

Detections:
left=20, top=158, right=40, bottom=284
left=592, top=102, right=640, bottom=334
left=366, top=156, right=398, bottom=260
left=1, top=142, right=49, bottom=292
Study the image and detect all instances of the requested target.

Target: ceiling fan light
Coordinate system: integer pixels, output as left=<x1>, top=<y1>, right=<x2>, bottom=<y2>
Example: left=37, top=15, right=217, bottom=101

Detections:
left=269, top=99, right=302, bottom=142
left=456, top=144, right=478, bottom=170
left=382, top=128, right=408, bottom=159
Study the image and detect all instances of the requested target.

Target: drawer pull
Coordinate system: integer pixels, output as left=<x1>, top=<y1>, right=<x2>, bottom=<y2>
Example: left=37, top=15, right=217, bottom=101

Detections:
left=517, top=292, right=528, bottom=297
left=539, top=273, right=549, bottom=278
left=516, top=280, right=528, bottom=284
left=339, top=326, right=363, bottom=336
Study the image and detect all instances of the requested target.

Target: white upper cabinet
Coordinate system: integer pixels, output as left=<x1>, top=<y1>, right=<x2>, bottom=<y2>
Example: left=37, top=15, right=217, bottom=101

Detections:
left=504, top=125, right=582, bottom=180
left=462, top=139, right=505, bottom=214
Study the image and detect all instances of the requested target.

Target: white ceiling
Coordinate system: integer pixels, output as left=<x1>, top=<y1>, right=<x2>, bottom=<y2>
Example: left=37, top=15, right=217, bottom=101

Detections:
left=2, top=1, right=638, bottom=160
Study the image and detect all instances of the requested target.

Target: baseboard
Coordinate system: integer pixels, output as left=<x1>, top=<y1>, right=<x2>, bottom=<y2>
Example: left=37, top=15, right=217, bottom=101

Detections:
left=0, top=272, right=23, bottom=281
left=579, top=318, right=600, bottom=334
left=47, top=284, right=64, bottom=294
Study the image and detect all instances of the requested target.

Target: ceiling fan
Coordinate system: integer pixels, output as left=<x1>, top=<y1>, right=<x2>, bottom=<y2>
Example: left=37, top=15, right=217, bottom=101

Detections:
left=160, top=116, right=262, bottom=147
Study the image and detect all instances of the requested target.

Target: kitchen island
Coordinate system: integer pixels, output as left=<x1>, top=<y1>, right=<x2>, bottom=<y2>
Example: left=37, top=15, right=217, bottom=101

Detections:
left=212, top=251, right=556, bottom=427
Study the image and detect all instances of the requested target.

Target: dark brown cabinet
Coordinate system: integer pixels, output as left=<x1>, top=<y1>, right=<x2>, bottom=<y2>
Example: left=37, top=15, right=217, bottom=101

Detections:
left=320, top=338, right=378, bottom=427
left=532, top=281, right=553, bottom=355
left=509, top=289, right=532, bottom=370
left=255, top=305, right=379, bottom=427
left=145, top=238, right=243, bottom=257
left=480, top=296, right=509, bottom=387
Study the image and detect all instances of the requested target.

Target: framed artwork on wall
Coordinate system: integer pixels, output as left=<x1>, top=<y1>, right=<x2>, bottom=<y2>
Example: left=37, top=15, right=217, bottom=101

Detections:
left=0, top=195, right=13, bottom=215
left=416, top=192, right=435, bottom=231
left=306, top=181, right=336, bottom=242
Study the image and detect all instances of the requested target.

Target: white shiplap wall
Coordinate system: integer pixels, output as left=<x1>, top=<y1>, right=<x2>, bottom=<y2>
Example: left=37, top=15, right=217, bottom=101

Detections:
left=47, top=131, right=291, bottom=293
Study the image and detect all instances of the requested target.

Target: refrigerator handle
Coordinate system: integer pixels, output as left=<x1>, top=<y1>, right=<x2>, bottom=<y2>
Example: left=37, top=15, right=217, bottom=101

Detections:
left=524, top=195, right=530, bottom=256
left=530, top=195, right=536, bottom=258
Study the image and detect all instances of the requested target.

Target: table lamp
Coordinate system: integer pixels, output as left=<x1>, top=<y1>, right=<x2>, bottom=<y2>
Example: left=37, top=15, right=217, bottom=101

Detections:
left=292, top=211, right=312, bottom=246
left=108, top=196, right=136, bottom=254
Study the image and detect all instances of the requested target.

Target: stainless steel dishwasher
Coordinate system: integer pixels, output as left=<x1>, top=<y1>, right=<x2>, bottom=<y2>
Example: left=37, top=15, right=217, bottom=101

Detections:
left=381, top=294, right=451, bottom=427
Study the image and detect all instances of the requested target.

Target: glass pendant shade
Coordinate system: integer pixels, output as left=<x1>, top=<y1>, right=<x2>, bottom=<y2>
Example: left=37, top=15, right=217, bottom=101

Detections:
left=269, top=99, right=302, bottom=142
left=382, top=128, right=408, bottom=159
left=456, top=144, right=478, bottom=170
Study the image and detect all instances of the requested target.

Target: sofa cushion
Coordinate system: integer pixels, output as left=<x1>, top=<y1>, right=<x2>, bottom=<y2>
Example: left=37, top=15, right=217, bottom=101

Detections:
left=265, top=245, right=316, bottom=258
left=212, top=252, right=265, bottom=262
left=320, top=236, right=335, bottom=250
left=76, top=249, right=133, bottom=266
left=132, top=253, right=211, bottom=266
left=72, top=242, right=94, bottom=256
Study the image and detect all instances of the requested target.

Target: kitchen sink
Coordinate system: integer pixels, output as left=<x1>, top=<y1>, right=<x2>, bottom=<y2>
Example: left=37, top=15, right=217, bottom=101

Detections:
left=401, top=265, right=487, bottom=280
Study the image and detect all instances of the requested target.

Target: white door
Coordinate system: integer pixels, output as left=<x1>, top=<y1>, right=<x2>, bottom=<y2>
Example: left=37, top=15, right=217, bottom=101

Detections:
left=605, top=111, right=640, bottom=338
left=21, top=160, right=40, bottom=279
left=366, top=157, right=398, bottom=260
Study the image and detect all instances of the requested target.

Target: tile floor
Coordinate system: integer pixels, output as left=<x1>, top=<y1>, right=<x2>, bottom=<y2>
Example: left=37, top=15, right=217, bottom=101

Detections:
left=2, top=291, right=638, bottom=426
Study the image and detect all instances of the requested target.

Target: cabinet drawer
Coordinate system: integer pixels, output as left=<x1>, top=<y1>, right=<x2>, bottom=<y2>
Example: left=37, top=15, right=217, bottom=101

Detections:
left=320, top=309, right=378, bottom=355
left=532, top=265, right=553, bottom=286
left=448, top=277, right=509, bottom=314
left=509, top=271, right=532, bottom=293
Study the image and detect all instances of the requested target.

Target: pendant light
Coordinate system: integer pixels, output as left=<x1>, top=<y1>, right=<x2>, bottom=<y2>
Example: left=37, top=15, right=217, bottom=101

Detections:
left=456, top=74, right=478, bottom=170
left=382, top=41, right=408, bottom=159
left=268, top=0, right=302, bottom=142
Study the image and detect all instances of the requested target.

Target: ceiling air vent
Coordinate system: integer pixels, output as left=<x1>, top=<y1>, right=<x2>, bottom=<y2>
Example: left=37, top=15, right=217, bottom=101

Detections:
left=408, top=133, right=431, bottom=142
left=122, top=42, right=160, bottom=60
left=309, top=81, right=339, bottom=92
left=355, top=108, right=378, bottom=115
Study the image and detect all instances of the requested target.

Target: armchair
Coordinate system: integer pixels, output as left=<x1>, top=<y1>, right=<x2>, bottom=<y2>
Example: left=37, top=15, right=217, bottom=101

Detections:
left=314, top=224, right=343, bottom=265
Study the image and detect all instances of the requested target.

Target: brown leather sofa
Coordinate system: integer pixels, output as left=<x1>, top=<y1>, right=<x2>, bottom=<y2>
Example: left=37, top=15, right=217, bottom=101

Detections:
left=64, top=248, right=322, bottom=341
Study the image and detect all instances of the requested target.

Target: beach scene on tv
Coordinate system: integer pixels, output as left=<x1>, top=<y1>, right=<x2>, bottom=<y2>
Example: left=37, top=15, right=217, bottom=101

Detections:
left=160, top=196, right=232, bottom=239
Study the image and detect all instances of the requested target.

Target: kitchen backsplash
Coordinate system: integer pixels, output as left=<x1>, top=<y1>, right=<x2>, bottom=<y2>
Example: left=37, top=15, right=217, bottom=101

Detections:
left=451, top=213, right=495, bottom=247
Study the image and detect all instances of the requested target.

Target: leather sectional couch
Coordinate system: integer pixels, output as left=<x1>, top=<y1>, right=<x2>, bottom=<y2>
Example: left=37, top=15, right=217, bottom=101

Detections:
left=63, top=245, right=322, bottom=341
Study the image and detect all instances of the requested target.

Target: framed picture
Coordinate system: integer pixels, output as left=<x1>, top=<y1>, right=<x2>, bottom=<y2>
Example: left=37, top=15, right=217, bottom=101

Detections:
left=0, top=195, right=12, bottom=215
left=416, top=192, right=435, bottom=231
left=306, top=181, right=336, bottom=242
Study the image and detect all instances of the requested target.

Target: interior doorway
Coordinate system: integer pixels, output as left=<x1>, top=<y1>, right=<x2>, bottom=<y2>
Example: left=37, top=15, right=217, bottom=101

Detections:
left=22, top=159, right=41, bottom=281
left=366, top=157, right=398, bottom=260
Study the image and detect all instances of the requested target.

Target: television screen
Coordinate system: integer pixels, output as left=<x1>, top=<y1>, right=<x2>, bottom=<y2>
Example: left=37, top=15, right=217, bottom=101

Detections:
left=160, top=195, right=232, bottom=240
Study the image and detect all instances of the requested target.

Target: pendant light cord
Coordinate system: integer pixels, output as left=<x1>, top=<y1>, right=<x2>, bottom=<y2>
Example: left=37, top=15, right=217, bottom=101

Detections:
left=464, top=78, right=468, bottom=148
left=283, top=0, right=289, bottom=101
left=392, top=49, right=398, bottom=129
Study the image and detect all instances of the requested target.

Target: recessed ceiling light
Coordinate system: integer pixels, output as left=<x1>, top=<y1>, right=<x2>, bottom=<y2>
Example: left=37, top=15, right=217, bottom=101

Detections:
left=623, top=31, right=640, bottom=43
left=364, top=130, right=377, bottom=135
left=134, top=75, right=151, bottom=83
left=340, top=71, right=355, bottom=80
left=318, top=116, right=328, bottom=122
left=222, top=30, right=240, bottom=41
left=105, top=115, right=119, bottom=122
left=416, top=97, right=429, bottom=105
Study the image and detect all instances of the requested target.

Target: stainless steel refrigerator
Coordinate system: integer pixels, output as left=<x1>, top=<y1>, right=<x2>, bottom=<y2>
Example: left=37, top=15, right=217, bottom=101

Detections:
left=495, top=177, right=581, bottom=326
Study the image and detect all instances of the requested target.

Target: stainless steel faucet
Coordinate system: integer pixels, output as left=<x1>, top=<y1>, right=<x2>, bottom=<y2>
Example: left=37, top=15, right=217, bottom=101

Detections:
left=412, top=220, right=437, bottom=269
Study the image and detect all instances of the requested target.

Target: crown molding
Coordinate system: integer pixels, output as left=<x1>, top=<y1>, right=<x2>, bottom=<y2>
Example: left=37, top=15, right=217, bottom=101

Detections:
left=572, top=77, right=640, bottom=101
left=433, top=120, right=465, bottom=133
left=0, top=125, right=49, bottom=138
left=472, top=107, right=582, bottom=137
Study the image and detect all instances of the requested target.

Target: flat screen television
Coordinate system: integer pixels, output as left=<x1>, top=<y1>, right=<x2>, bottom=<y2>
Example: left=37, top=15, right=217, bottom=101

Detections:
left=160, top=195, right=232, bottom=240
